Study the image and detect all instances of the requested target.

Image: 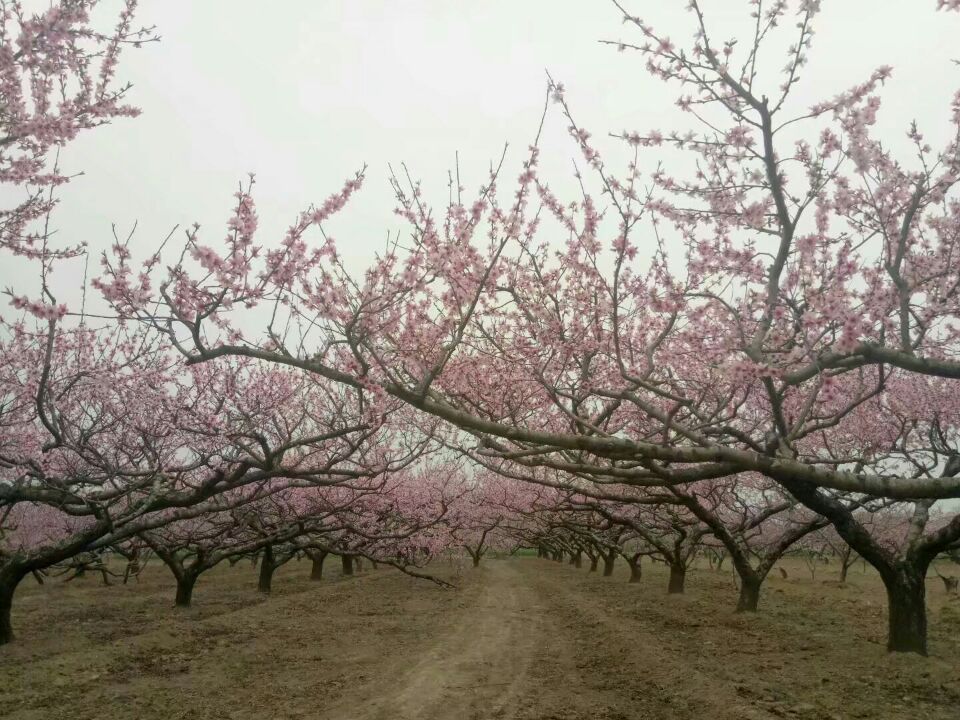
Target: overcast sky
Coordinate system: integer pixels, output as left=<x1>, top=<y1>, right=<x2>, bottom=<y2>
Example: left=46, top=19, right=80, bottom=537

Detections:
left=4, top=1, right=958, bottom=310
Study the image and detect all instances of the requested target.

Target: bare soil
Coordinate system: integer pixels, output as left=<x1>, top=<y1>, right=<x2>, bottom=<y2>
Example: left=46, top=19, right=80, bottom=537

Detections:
left=1, top=556, right=959, bottom=719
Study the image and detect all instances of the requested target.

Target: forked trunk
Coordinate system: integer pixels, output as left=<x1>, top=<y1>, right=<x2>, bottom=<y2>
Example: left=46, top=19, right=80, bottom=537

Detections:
left=472, top=554, right=481, bottom=568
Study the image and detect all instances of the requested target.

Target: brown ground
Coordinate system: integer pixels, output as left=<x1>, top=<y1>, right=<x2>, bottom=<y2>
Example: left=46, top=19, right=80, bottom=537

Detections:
left=1, top=556, right=959, bottom=720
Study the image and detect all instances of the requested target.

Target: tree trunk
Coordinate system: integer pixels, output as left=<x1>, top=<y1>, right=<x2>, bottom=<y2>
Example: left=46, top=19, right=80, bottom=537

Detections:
left=883, top=565, right=928, bottom=655
left=628, top=559, right=642, bottom=584
left=602, top=550, right=616, bottom=577
left=341, top=555, right=354, bottom=576
left=258, top=545, right=277, bottom=594
left=736, top=575, right=762, bottom=612
left=0, top=564, right=26, bottom=645
left=573, top=552, right=582, bottom=569
left=310, top=552, right=327, bottom=581
left=472, top=553, right=481, bottom=568
left=667, top=562, right=686, bottom=594
left=840, top=561, right=849, bottom=583
left=589, top=557, right=598, bottom=572
left=174, top=573, right=198, bottom=607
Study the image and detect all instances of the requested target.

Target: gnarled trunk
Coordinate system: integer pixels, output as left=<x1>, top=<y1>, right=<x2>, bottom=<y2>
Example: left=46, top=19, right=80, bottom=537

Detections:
left=667, top=562, right=686, bottom=594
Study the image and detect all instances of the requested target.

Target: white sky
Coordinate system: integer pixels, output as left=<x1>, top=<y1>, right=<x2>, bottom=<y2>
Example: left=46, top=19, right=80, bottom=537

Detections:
left=3, top=0, right=958, bottom=311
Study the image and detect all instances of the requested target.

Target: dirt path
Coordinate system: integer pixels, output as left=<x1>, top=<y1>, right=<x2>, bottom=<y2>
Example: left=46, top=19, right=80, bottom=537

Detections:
left=320, top=559, right=739, bottom=720
left=323, top=561, right=539, bottom=720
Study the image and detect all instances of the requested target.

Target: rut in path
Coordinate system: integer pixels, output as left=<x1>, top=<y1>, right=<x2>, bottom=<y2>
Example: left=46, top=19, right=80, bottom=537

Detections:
left=323, top=561, right=541, bottom=720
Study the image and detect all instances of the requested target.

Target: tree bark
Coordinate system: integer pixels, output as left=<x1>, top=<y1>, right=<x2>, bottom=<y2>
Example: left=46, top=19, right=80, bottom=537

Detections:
left=573, top=551, right=582, bottom=569
left=589, top=557, right=598, bottom=572
left=0, top=564, right=26, bottom=645
left=309, top=551, right=327, bottom=581
left=883, top=565, right=928, bottom=654
left=736, top=575, right=762, bottom=612
left=667, top=562, right=686, bottom=594
left=341, top=555, right=354, bottom=576
left=628, top=559, right=642, bottom=583
left=602, top=550, right=616, bottom=577
left=258, top=545, right=277, bottom=594
left=174, top=573, right=198, bottom=607
left=472, top=554, right=481, bottom=568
